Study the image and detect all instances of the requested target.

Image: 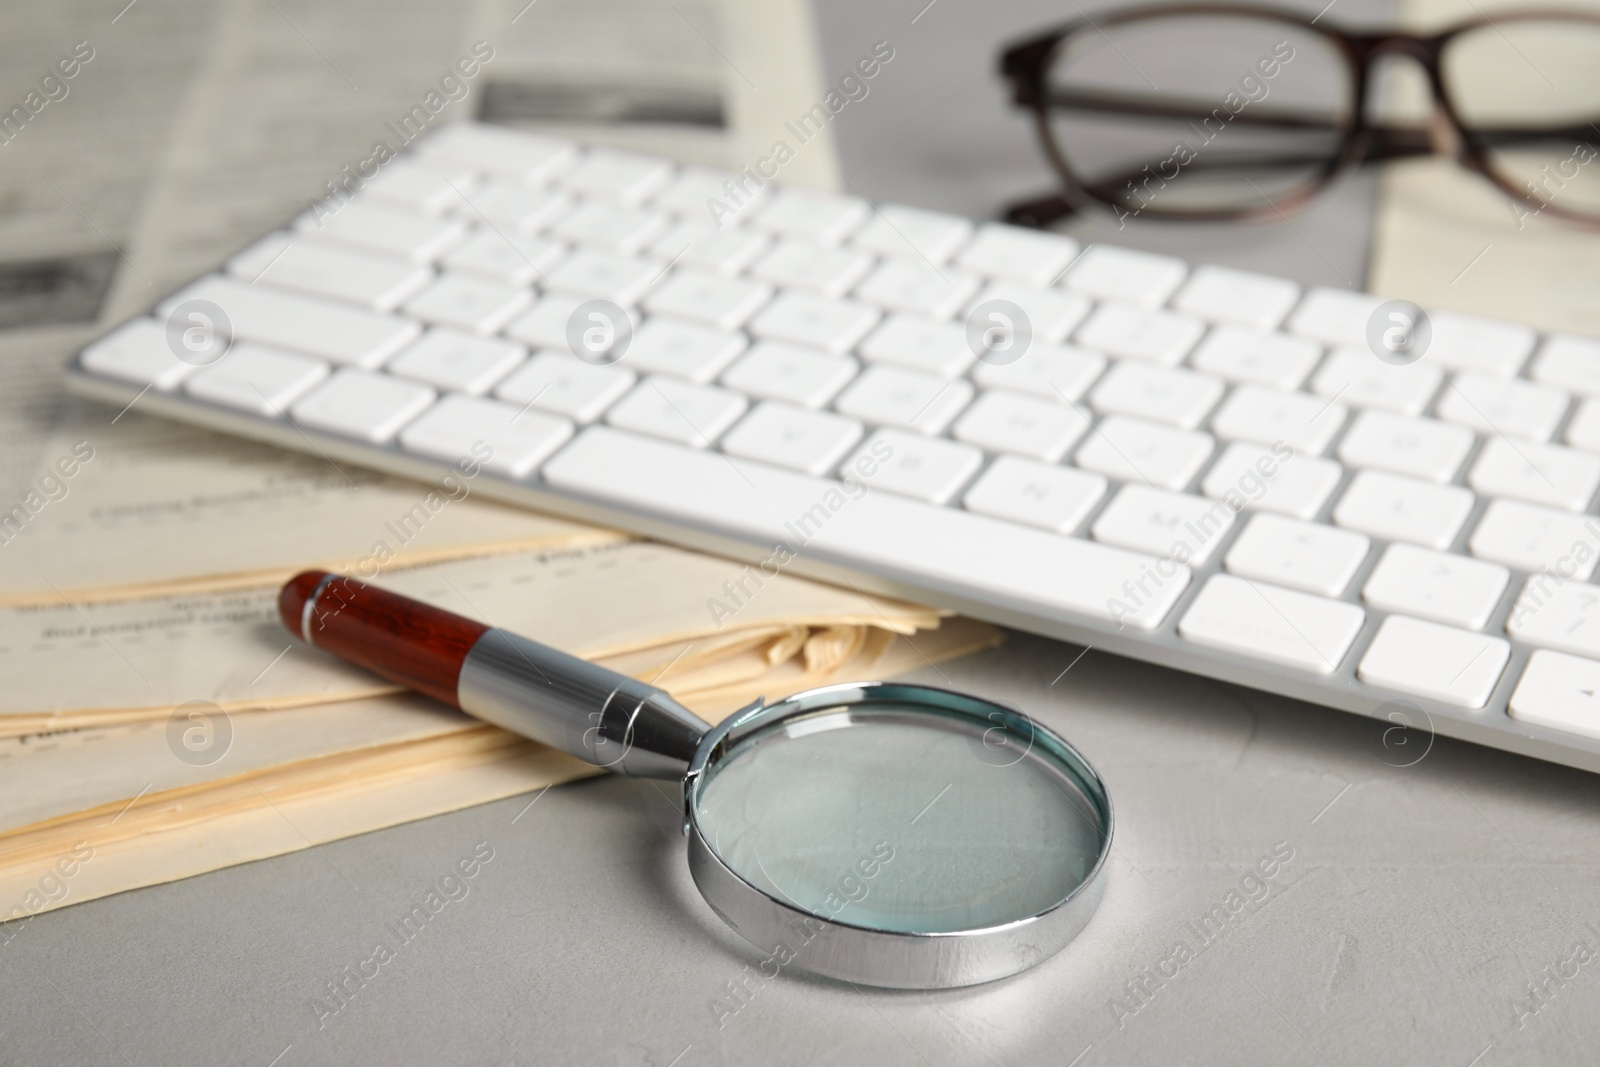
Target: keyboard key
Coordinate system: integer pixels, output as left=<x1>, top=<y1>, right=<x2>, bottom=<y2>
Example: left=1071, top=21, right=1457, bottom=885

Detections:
left=955, top=224, right=1079, bottom=286
left=970, top=342, right=1105, bottom=402
left=1362, top=542, right=1509, bottom=630
left=549, top=200, right=669, bottom=254
left=1211, top=384, right=1346, bottom=456
left=962, top=455, right=1106, bottom=533
left=298, top=201, right=467, bottom=263
left=1469, top=499, right=1600, bottom=577
left=1437, top=373, right=1568, bottom=442
left=1173, top=265, right=1299, bottom=330
left=643, top=271, right=771, bottom=330
left=1336, top=409, right=1474, bottom=482
left=951, top=389, right=1092, bottom=461
left=542, top=249, right=660, bottom=304
left=1224, top=513, right=1368, bottom=596
left=495, top=352, right=635, bottom=423
left=227, top=235, right=432, bottom=311
left=605, top=376, right=746, bottom=447
left=385, top=329, right=525, bottom=394
left=748, top=293, right=879, bottom=353
left=1287, top=288, right=1384, bottom=348
left=291, top=369, right=435, bottom=443
left=852, top=204, right=973, bottom=263
left=1509, top=650, right=1600, bottom=739
left=504, top=293, right=637, bottom=352
left=450, top=182, right=572, bottom=232
left=403, top=274, right=532, bottom=333
left=440, top=230, right=565, bottom=286
left=719, top=402, right=863, bottom=476
left=541, top=426, right=1191, bottom=631
left=1568, top=400, right=1600, bottom=453
left=833, top=365, right=973, bottom=434
left=854, top=259, right=981, bottom=319
left=1531, top=334, right=1600, bottom=399
left=399, top=394, right=573, bottom=478
left=183, top=343, right=330, bottom=416
left=159, top=277, right=420, bottom=368
left=1201, top=442, right=1341, bottom=520
left=857, top=315, right=972, bottom=377
left=383, top=150, right=480, bottom=180
left=1425, top=310, right=1535, bottom=376
left=622, top=318, right=746, bottom=382
left=650, top=223, right=770, bottom=275
left=1309, top=349, right=1443, bottom=416
left=1179, top=574, right=1365, bottom=674
left=1188, top=327, right=1321, bottom=390
left=966, top=282, right=1092, bottom=342
left=719, top=343, right=858, bottom=409
left=1333, top=470, right=1474, bottom=548
left=419, top=124, right=577, bottom=183
left=751, top=240, right=875, bottom=297
left=559, top=148, right=674, bottom=204
left=1075, top=304, right=1204, bottom=366
left=1358, top=615, right=1510, bottom=708
left=1093, top=483, right=1235, bottom=565
left=751, top=188, right=870, bottom=244
left=846, top=430, right=983, bottom=504
left=1074, top=416, right=1215, bottom=490
left=1470, top=436, right=1600, bottom=511
left=80, top=319, right=202, bottom=390
left=1507, top=576, right=1600, bottom=658
left=1065, top=245, right=1186, bottom=308
left=361, top=161, right=478, bottom=214
left=1089, top=362, right=1224, bottom=429
left=652, top=165, right=769, bottom=220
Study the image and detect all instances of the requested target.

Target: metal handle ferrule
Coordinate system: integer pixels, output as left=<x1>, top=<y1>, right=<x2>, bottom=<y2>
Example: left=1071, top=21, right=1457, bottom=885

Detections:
left=456, top=628, right=709, bottom=779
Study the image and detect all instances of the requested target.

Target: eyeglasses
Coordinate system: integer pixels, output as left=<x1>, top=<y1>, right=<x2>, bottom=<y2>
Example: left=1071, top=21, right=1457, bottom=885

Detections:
left=999, top=4, right=1600, bottom=228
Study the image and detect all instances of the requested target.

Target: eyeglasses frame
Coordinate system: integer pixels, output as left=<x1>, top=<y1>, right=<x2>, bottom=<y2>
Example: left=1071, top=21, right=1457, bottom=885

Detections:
left=998, top=3, right=1600, bottom=227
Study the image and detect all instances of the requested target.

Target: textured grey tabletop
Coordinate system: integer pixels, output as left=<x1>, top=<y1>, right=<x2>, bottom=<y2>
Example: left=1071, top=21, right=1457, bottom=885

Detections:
left=7, top=635, right=1600, bottom=1065
left=8, top=1, right=1600, bottom=1065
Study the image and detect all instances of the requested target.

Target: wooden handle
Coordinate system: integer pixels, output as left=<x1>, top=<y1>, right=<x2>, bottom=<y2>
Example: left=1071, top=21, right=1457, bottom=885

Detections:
left=278, top=570, right=489, bottom=707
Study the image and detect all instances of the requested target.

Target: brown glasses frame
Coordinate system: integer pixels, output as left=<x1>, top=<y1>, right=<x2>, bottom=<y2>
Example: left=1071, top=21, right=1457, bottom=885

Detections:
left=999, top=3, right=1600, bottom=227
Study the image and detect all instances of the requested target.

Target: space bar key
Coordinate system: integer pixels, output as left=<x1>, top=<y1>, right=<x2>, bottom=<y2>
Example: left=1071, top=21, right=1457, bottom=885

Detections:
left=540, top=427, right=1189, bottom=630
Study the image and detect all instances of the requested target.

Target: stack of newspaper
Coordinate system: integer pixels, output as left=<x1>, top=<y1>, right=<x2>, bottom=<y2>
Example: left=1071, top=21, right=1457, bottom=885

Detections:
left=0, top=415, right=996, bottom=924
left=0, top=0, right=1001, bottom=926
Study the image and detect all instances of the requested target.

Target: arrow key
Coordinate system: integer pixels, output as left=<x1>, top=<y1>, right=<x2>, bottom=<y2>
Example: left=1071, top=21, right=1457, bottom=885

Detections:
left=1363, top=542, right=1510, bottom=630
left=1510, top=650, right=1600, bottom=741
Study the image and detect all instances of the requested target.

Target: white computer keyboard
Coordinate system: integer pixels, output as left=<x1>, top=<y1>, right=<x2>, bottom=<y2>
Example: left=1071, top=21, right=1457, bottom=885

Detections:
left=67, top=120, right=1600, bottom=774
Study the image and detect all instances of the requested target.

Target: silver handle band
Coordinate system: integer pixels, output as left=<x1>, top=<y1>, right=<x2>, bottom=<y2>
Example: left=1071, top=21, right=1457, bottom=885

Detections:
left=456, top=629, right=708, bottom=779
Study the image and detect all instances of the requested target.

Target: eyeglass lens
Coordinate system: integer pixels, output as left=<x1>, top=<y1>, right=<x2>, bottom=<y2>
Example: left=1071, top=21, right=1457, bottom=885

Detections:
left=1443, top=18, right=1600, bottom=224
left=1044, top=13, right=1353, bottom=218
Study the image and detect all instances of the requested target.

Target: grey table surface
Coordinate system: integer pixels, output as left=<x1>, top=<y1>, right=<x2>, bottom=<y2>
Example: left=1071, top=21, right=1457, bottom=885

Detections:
left=7, top=635, right=1600, bottom=1066
left=8, top=1, right=1600, bottom=1065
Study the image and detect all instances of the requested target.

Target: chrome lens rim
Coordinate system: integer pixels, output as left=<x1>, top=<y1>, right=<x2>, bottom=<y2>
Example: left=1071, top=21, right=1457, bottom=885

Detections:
left=681, top=681, right=1113, bottom=989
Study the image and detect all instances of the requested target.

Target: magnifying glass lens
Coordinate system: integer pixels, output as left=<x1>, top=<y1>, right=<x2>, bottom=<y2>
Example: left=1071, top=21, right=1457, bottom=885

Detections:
left=694, top=705, right=1103, bottom=935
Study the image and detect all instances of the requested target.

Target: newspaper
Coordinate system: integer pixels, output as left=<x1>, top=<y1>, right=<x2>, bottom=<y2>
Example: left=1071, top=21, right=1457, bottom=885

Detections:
left=0, top=538, right=941, bottom=730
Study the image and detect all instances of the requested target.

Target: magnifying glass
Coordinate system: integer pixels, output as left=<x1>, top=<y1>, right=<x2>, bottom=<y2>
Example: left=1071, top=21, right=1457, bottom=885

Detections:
left=279, top=570, right=1112, bottom=989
